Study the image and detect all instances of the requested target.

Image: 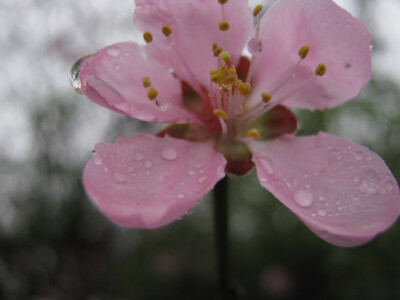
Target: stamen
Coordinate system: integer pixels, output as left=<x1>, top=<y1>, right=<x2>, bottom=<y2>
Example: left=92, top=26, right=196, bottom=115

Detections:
left=143, top=32, right=153, bottom=43
left=214, top=108, right=228, bottom=120
left=161, top=25, right=172, bottom=37
left=298, top=44, right=310, bottom=59
left=253, top=5, right=263, bottom=17
left=218, top=51, right=231, bottom=64
left=315, top=63, right=327, bottom=76
left=212, top=43, right=224, bottom=57
left=142, top=77, right=152, bottom=88
left=237, top=82, right=252, bottom=95
left=218, top=21, right=230, bottom=31
left=147, top=87, right=158, bottom=100
left=261, top=92, right=272, bottom=103
left=246, top=128, right=261, bottom=139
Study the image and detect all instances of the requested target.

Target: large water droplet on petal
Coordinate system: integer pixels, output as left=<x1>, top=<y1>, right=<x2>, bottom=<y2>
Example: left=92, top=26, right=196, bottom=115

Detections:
left=317, top=209, right=327, bottom=217
left=155, top=98, right=172, bottom=111
left=353, top=150, right=364, bottom=161
left=198, top=176, right=209, bottom=184
left=106, top=46, right=121, bottom=57
left=70, top=58, right=83, bottom=94
left=161, top=147, right=178, bottom=161
left=293, top=188, right=314, bottom=208
left=260, top=158, right=274, bottom=175
left=359, top=169, right=380, bottom=193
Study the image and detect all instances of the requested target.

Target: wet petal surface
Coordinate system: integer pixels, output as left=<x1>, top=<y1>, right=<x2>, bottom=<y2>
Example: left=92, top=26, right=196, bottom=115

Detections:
left=83, top=133, right=226, bottom=228
left=249, top=132, right=400, bottom=246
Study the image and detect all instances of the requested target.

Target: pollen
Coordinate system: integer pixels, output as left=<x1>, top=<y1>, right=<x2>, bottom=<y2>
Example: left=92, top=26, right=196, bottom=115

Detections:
left=315, top=63, right=327, bottom=76
left=147, top=87, right=158, bottom=100
left=213, top=109, right=228, bottom=120
left=142, top=77, right=152, bottom=88
left=246, top=128, right=261, bottom=139
left=161, top=25, right=172, bottom=37
left=261, top=92, right=272, bottom=103
left=237, top=82, right=252, bottom=95
left=143, top=32, right=153, bottom=43
left=298, top=44, right=310, bottom=59
left=253, top=5, right=263, bottom=17
left=213, top=45, right=224, bottom=57
left=218, top=21, right=230, bottom=31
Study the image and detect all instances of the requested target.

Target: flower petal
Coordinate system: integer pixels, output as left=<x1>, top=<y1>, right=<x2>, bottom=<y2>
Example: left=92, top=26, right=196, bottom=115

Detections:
left=80, top=42, right=185, bottom=122
left=250, top=0, right=371, bottom=110
left=83, top=133, right=226, bottom=228
left=134, top=0, right=253, bottom=90
left=248, top=132, right=400, bottom=247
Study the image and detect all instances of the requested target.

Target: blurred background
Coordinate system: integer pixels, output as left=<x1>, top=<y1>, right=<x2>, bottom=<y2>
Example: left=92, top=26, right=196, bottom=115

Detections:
left=1, top=0, right=400, bottom=299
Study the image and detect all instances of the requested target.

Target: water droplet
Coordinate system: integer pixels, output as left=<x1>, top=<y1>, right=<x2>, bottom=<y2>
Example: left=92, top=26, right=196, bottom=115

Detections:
left=351, top=193, right=359, bottom=200
left=70, top=58, right=83, bottom=94
left=106, top=47, right=121, bottom=57
left=114, top=172, right=127, bottom=183
left=187, top=208, right=193, bottom=215
left=260, top=158, right=274, bottom=175
left=198, top=176, right=209, bottom=184
left=359, top=169, right=380, bottom=193
left=189, top=170, right=195, bottom=176
left=384, top=181, right=395, bottom=193
left=195, top=163, right=202, bottom=169
left=248, top=37, right=263, bottom=55
left=114, top=64, right=121, bottom=70
left=93, top=156, right=102, bottom=165
left=293, top=188, right=314, bottom=208
left=353, top=150, right=364, bottom=160
left=317, top=209, right=327, bottom=217
left=177, top=193, right=185, bottom=199
left=157, top=175, right=165, bottom=183
left=216, top=166, right=225, bottom=178
left=161, top=147, right=178, bottom=161
left=145, top=161, right=153, bottom=169
left=338, top=206, right=343, bottom=211
left=155, top=98, right=172, bottom=111
left=104, top=167, right=109, bottom=173
left=134, top=152, right=144, bottom=161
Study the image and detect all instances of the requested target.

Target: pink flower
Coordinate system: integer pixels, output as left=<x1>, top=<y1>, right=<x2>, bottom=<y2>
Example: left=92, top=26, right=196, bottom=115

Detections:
left=71, top=0, right=400, bottom=247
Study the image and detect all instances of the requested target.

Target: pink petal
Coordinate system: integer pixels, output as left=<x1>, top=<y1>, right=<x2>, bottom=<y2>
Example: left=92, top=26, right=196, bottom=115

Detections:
left=249, top=132, right=400, bottom=247
left=134, top=0, right=253, bottom=90
left=83, top=133, right=226, bottom=228
left=250, top=0, right=371, bottom=110
left=80, top=42, right=185, bottom=123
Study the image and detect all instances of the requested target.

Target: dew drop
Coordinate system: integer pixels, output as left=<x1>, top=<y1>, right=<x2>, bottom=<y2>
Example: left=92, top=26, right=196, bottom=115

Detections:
left=177, top=193, right=185, bottom=199
left=106, top=47, right=121, bottom=57
left=93, top=157, right=102, bottom=165
left=125, top=166, right=135, bottom=174
left=353, top=150, right=364, bottom=160
left=145, top=161, right=153, bottom=169
left=216, top=166, right=225, bottom=178
left=70, top=58, right=83, bottom=94
left=195, top=163, right=202, bottom=169
left=134, top=152, right=144, bottom=161
left=161, top=147, right=178, bottom=161
left=317, top=209, right=327, bottom=217
left=198, top=176, right=209, bottom=184
left=114, top=64, right=121, bottom=70
left=384, top=181, right=395, bottom=193
left=114, top=172, right=127, bottom=183
left=293, top=188, right=314, bottom=208
left=260, top=158, right=274, bottom=175
left=359, top=169, right=380, bottom=193
left=157, top=175, right=165, bottom=183
left=189, top=170, right=195, bottom=176
left=155, top=98, right=172, bottom=111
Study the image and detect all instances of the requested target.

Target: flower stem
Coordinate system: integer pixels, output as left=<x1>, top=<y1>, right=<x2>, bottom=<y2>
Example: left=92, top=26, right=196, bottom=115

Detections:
left=213, top=176, right=230, bottom=297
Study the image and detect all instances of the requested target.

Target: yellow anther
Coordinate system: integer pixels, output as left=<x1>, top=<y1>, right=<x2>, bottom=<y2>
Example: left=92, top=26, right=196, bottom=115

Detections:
left=253, top=4, right=263, bottom=16
left=147, top=87, right=158, bottom=100
left=315, top=63, right=327, bottom=76
left=228, top=65, right=237, bottom=75
left=219, top=51, right=231, bottom=64
left=143, top=32, right=153, bottom=43
left=211, top=73, right=221, bottom=83
left=247, top=128, right=261, bottom=139
left=212, top=42, right=218, bottom=51
left=225, top=75, right=237, bottom=84
left=218, top=0, right=228, bottom=4
left=162, top=25, right=172, bottom=37
left=142, top=77, right=152, bottom=88
left=298, top=44, right=310, bottom=59
left=213, top=46, right=223, bottom=57
left=237, top=82, right=252, bottom=95
left=261, top=92, right=272, bottom=103
left=213, top=109, right=228, bottom=120
left=218, top=21, right=230, bottom=31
